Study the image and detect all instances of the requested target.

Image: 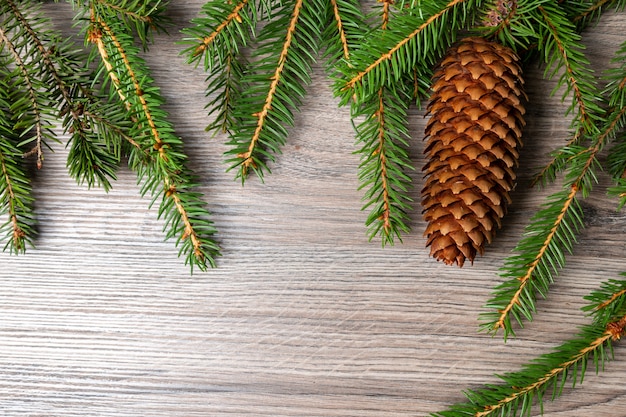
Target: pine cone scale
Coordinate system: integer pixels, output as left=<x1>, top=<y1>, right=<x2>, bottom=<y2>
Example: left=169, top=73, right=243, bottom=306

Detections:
left=422, top=37, right=526, bottom=267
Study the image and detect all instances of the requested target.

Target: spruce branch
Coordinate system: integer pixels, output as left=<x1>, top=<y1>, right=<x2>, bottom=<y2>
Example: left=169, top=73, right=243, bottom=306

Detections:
left=535, top=3, right=604, bottom=135
left=224, top=0, right=325, bottom=181
left=85, top=4, right=220, bottom=271
left=433, top=278, right=626, bottom=417
left=4, top=0, right=124, bottom=190
left=0, top=75, right=35, bottom=254
left=1, top=0, right=60, bottom=168
left=0, top=138, right=35, bottom=255
left=350, top=2, right=414, bottom=245
left=334, top=0, right=482, bottom=105
left=0, top=27, right=53, bottom=169
left=354, top=87, right=414, bottom=245
left=321, top=0, right=367, bottom=73
left=482, top=90, right=626, bottom=338
left=182, top=0, right=253, bottom=63
left=325, top=0, right=356, bottom=65
left=464, top=2, right=626, bottom=336
left=480, top=186, right=586, bottom=338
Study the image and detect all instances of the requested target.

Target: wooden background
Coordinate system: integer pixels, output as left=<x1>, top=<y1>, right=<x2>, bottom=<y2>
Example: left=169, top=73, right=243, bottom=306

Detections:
left=2, top=3, right=625, bottom=416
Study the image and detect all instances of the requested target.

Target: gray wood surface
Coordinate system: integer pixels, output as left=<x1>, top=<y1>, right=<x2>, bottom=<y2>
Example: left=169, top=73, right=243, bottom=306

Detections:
left=2, top=3, right=625, bottom=416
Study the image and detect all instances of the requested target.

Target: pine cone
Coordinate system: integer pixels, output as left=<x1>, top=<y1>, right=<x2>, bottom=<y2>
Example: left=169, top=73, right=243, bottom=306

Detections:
left=422, top=37, right=526, bottom=267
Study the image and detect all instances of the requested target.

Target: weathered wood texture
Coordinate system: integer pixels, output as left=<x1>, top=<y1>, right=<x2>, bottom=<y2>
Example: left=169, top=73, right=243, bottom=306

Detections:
left=1, top=3, right=626, bottom=416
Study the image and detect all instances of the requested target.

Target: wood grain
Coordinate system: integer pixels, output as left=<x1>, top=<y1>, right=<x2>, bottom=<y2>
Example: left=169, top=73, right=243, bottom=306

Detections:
left=1, top=3, right=625, bottom=416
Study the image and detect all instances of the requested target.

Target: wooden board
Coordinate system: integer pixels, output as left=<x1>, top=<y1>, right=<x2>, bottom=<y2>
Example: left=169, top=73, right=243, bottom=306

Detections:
left=1, top=3, right=625, bottom=416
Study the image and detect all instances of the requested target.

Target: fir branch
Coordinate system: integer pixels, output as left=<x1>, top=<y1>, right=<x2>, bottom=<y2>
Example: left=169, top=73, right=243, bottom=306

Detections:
left=354, top=87, right=414, bottom=244
left=4, top=0, right=123, bottom=190
left=481, top=186, right=585, bottom=338
left=0, top=137, right=35, bottom=254
left=1, top=0, right=60, bottom=168
left=0, top=79, right=35, bottom=254
left=482, top=101, right=624, bottom=338
left=0, top=0, right=129, bottom=252
left=335, top=0, right=482, bottom=105
left=0, top=26, right=55, bottom=169
left=86, top=6, right=220, bottom=271
left=480, top=6, right=626, bottom=337
left=439, top=323, right=624, bottom=417
left=350, top=2, right=414, bottom=245
left=536, top=3, right=604, bottom=135
left=182, top=0, right=253, bottom=64
left=225, top=0, right=325, bottom=181
left=584, top=276, right=626, bottom=325
left=327, top=0, right=354, bottom=62
left=321, top=0, right=367, bottom=69
left=203, top=53, right=246, bottom=135
left=434, top=279, right=626, bottom=417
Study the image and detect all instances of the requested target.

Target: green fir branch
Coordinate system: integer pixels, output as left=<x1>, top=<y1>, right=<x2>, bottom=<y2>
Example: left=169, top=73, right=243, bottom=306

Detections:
left=321, top=0, right=367, bottom=73
left=434, top=278, right=626, bottom=417
left=521, top=2, right=620, bottom=187
left=584, top=275, right=626, bottom=324
left=349, top=2, right=414, bottom=245
left=1, top=0, right=60, bottom=168
left=182, top=0, right=256, bottom=66
left=0, top=0, right=124, bottom=251
left=354, top=87, right=414, bottom=245
left=0, top=66, right=36, bottom=254
left=475, top=3, right=626, bottom=338
left=203, top=53, right=246, bottom=135
left=482, top=95, right=625, bottom=338
left=480, top=186, right=586, bottom=338
left=0, top=130, right=36, bottom=254
left=225, top=0, right=325, bottom=181
left=85, top=6, right=220, bottom=271
left=535, top=3, right=604, bottom=135
left=334, top=0, right=483, bottom=105
left=4, top=0, right=125, bottom=190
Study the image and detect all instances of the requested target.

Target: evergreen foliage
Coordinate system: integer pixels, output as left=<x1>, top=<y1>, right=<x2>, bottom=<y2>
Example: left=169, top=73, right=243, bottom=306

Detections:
left=433, top=277, right=626, bottom=417
left=4, top=0, right=626, bottom=413
left=349, top=2, right=414, bottom=245
left=81, top=1, right=221, bottom=271
left=0, top=1, right=220, bottom=271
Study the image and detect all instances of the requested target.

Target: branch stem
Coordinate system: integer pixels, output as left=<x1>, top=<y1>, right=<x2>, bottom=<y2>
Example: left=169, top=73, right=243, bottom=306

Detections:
left=193, top=0, right=249, bottom=57
left=329, top=0, right=351, bottom=61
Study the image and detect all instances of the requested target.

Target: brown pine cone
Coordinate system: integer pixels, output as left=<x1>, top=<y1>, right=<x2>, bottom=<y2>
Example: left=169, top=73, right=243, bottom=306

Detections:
left=422, top=37, right=526, bottom=267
